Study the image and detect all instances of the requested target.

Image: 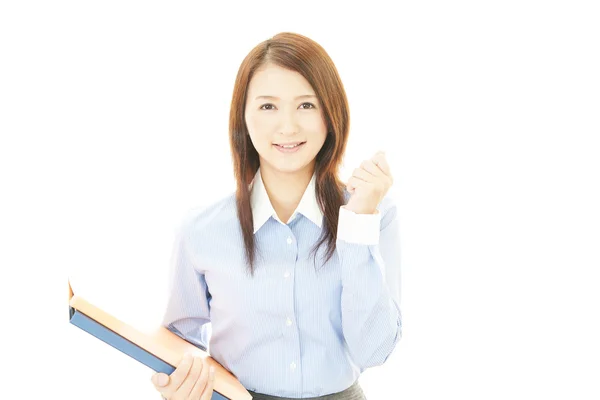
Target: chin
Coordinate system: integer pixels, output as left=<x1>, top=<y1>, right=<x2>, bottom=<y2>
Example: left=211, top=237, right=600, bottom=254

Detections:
left=264, top=159, right=314, bottom=175
left=275, top=164, right=308, bottom=174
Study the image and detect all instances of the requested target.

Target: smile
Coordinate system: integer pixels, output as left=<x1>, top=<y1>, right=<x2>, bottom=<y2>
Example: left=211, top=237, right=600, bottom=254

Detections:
left=273, top=141, right=306, bottom=153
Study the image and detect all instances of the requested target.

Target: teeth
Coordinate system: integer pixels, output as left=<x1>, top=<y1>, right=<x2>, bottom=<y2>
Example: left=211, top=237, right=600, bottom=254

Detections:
left=278, top=143, right=302, bottom=148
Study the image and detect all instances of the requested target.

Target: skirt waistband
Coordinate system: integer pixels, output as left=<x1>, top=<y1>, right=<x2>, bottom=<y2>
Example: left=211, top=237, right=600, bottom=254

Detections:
left=246, top=380, right=366, bottom=400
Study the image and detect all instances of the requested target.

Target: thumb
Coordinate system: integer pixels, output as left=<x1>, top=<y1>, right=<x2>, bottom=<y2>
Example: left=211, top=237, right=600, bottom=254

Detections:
left=152, top=373, right=170, bottom=387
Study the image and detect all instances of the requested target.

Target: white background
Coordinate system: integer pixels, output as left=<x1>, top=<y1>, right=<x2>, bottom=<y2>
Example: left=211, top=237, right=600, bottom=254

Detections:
left=1, top=1, right=599, bottom=399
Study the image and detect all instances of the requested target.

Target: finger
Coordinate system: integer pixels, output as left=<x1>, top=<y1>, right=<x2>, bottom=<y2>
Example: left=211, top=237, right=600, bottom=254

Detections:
left=346, top=176, right=357, bottom=193
left=372, top=152, right=391, bottom=176
left=368, top=158, right=393, bottom=189
left=352, top=167, right=376, bottom=183
left=176, top=355, right=205, bottom=399
left=152, top=373, right=169, bottom=387
left=358, top=161, right=384, bottom=179
left=200, top=366, right=216, bottom=400
left=347, top=176, right=369, bottom=194
left=358, top=162, right=393, bottom=193
left=151, top=373, right=170, bottom=390
left=161, top=353, right=194, bottom=398
left=190, top=359, right=212, bottom=400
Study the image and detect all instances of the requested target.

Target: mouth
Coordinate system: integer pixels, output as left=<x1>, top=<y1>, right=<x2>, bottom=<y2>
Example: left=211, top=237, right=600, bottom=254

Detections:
left=273, top=141, right=306, bottom=153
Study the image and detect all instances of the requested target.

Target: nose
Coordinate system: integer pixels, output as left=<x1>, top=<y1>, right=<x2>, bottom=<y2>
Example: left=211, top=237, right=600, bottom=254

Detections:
left=279, top=108, right=299, bottom=136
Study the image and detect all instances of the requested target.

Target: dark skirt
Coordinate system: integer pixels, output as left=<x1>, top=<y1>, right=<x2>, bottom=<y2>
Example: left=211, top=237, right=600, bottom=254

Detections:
left=246, top=380, right=367, bottom=400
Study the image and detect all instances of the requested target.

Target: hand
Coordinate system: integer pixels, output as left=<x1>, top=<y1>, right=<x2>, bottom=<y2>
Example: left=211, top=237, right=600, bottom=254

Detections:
left=152, top=353, right=216, bottom=400
left=345, top=151, right=393, bottom=214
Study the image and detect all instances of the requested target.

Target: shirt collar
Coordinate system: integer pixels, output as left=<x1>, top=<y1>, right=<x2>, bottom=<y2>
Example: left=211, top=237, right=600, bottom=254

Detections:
left=250, top=168, right=323, bottom=234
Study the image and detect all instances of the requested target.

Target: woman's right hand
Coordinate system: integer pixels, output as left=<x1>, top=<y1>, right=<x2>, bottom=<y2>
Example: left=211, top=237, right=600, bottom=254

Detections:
left=152, top=353, right=216, bottom=400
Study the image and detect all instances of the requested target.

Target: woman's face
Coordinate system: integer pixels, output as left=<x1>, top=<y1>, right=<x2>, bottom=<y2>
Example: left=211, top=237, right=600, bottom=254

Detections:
left=244, top=63, right=328, bottom=177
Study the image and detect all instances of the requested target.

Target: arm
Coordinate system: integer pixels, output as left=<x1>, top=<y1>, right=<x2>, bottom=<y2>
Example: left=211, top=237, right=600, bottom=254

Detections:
left=337, top=200, right=402, bottom=371
left=161, top=218, right=211, bottom=351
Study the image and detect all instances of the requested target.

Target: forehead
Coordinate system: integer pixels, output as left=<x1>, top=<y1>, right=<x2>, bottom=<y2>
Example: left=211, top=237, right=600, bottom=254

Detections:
left=247, top=64, right=315, bottom=98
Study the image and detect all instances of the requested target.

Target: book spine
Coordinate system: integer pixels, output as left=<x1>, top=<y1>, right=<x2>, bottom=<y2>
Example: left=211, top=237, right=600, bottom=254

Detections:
left=70, top=309, right=229, bottom=400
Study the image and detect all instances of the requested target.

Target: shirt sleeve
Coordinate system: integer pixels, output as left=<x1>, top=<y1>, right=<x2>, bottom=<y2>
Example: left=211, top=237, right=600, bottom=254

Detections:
left=161, top=218, right=212, bottom=352
left=336, top=198, right=402, bottom=371
left=337, top=206, right=381, bottom=246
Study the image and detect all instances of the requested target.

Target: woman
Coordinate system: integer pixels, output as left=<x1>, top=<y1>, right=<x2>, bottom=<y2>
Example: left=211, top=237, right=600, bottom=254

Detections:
left=151, top=32, right=402, bottom=400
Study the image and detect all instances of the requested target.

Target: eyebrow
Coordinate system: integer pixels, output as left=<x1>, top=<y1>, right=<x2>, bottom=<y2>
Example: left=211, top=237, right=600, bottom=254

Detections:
left=254, top=95, right=317, bottom=101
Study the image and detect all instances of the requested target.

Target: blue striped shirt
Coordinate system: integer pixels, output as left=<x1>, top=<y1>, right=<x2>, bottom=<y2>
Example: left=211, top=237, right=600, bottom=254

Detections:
left=161, top=169, right=402, bottom=398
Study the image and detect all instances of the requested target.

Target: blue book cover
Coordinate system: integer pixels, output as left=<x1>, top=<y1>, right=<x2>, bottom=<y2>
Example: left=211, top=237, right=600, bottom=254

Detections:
left=69, top=306, right=231, bottom=400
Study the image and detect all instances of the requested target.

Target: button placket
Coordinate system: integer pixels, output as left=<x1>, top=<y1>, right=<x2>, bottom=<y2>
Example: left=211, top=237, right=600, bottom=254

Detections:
left=282, top=227, right=299, bottom=379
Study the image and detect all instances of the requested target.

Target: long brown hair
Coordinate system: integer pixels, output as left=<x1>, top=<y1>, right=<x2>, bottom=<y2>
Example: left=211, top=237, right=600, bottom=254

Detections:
left=229, top=32, right=350, bottom=275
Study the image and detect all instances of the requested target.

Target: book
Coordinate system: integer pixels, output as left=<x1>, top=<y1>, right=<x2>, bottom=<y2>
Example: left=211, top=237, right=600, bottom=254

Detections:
left=68, top=279, right=252, bottom=400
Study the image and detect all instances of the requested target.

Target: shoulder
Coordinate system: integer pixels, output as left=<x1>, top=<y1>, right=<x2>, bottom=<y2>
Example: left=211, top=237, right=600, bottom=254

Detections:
left=176, top=191, right=239, bottom=239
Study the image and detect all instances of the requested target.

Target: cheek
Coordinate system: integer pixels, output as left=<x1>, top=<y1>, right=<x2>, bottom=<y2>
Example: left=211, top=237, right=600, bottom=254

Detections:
left=246, top=112, right=276, bottom=134
left=302, top=112, right=327, bottom=131
left=247, top=117, right=272, bottom=150
left=301, top=114, right=327, bottom=141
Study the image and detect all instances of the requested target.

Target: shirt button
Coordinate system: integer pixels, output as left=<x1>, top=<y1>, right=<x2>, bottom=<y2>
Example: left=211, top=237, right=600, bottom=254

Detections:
left=286, top=237, right=293, bottom=245
left=284, top=271, right=290, bottom=278
left=286, top=317, right=292, bottom=326
left=290, top=362, right=296, bottom=370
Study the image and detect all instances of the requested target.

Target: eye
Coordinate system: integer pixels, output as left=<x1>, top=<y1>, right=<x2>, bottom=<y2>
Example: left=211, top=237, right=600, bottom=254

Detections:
left=260, top=103, right=276, bottom=110
left=299, top=102, right=316, bottom=109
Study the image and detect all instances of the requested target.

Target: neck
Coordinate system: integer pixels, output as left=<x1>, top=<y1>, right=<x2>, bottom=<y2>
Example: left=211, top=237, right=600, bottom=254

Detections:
left=260, top=163, right=315, bottom=224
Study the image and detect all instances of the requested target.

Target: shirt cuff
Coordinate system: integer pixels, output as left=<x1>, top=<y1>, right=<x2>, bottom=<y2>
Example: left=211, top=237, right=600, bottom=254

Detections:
left=337, top=206, right=381, bottom=245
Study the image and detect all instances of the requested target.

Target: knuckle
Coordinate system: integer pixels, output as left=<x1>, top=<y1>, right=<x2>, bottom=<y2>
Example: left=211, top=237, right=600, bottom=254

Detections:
left=176, top=356, right=192, bottom=373
left=191, top=380, right=208, bottom=399
left=191, top=358, right=204, bottom=378
left=198, top=365, right=208, bottom=382
left=205, top=380, right=215, bottom=397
